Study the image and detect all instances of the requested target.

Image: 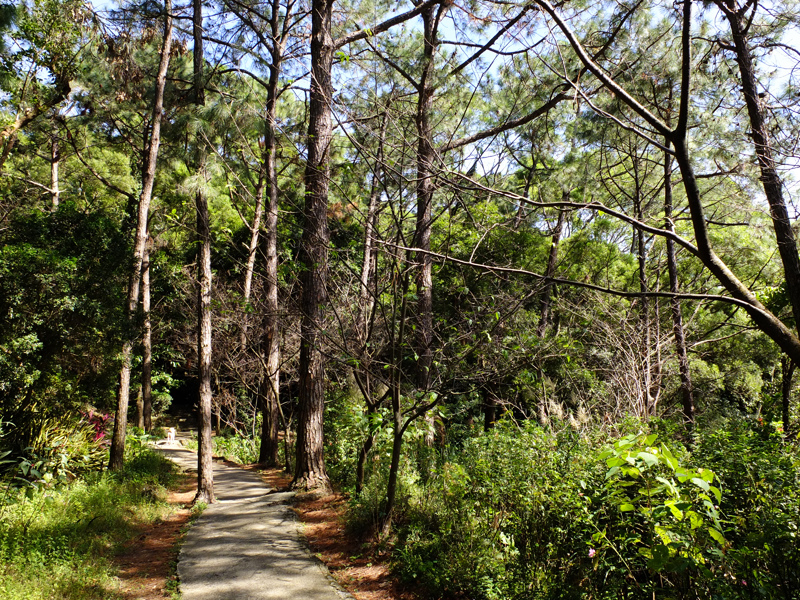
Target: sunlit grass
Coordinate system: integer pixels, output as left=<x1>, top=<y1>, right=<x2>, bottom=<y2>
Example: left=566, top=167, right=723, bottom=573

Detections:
left=0, top=449, right=178, bottom=600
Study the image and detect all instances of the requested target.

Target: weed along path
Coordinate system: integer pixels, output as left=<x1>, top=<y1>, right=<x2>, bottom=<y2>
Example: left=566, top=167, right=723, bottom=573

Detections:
left=157, top=440, right=353, bottom=600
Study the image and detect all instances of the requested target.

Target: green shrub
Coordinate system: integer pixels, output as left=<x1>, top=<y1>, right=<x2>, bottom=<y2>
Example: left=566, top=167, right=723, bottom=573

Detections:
left=0, top=447, right=178, bottom=599
left=391, top=420, right=745, bottom=599
left=694, top=417, right=800, bottom=599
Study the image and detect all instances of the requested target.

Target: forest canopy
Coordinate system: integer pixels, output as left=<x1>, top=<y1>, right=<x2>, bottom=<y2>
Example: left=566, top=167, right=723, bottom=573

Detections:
left=1, top=0, right=799, bottom=597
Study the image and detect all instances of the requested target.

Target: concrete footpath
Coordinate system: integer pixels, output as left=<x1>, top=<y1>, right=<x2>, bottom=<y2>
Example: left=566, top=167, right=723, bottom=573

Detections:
left=157, top=440, right=352, bottom=600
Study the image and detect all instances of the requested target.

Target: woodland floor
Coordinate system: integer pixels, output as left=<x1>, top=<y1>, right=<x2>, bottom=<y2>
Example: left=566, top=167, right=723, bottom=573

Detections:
left=111, top=458, right=421, bottom=600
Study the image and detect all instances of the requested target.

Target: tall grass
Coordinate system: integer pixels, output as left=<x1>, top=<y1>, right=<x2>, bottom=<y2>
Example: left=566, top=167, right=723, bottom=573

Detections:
left=0, top=449, right=178, bottom=600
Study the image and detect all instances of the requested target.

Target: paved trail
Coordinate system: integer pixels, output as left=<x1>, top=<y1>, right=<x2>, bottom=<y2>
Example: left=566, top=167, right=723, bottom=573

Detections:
left=158, top=440, right=352, bottom=600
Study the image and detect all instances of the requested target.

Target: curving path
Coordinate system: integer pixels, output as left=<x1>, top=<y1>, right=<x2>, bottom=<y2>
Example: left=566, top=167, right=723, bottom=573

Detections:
left=157, top=438, right=352, bottom=600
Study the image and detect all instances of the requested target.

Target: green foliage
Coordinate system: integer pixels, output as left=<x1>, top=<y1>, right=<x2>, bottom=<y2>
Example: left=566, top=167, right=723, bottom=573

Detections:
left=694, top=417, right=800, bottom=598
left=597, top=434, right=725, bottom=583
left=382, top=420, right=799, bottom=599
left=0, top=204, right=127, bottom=452
left=212, top=433, right=259, bottom=465
left=184, top=431, right=260, bottom=465
left=0, top=447, right=177, bottom=599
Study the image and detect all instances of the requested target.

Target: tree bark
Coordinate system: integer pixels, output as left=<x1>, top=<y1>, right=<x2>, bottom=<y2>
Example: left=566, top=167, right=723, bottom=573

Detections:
left=193, top=0, right=215, bottom=504
left=135, top=387, right=144, bottom=429
left=142, top=236, right=153, bottom=431
left=257, top=0, right=289, bottom=468
left=536, top=201, right=567, bottom=337
left=292, top=0, right=334, bottom=493
left=717, top=0, right=800, bottom=338
left=664, top=143, right=694, bottom=425
left=50, top=136, right=60, bottom=208
left=240, top=171, right=264, bottom=351
left=782, top=356, right=795, bottom=435
left=413, top=4, right=441, bottom=396
left=108, top=1, right=172, bottom=470
left=633, top=182, right=653, bottom=417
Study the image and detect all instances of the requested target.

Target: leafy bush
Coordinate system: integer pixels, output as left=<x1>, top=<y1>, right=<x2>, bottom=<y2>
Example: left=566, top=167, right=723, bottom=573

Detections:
left=389, top=419, right=788, bottom=599
left=694, top=417, right=800, bottom=598
left=213, top=434, right=259, bottom=464
left=0, top=447, right=177, bottom=599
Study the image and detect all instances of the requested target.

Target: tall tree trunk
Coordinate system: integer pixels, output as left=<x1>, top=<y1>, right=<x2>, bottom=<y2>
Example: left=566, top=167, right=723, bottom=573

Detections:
left=782, top=356, right=795, bottom=435
left=718, top=0, right=800, bottom=338
left=135, top=387, right=144, bottom=429
left=257, top=1, right=288, bottom=467
left=108, top=1, right=173, bottom=470
left=50, top=136, right=60, bottom=208
left=293, top=0, right=334, bottom=492
left=633, top=184, right=653, bottom=417
left=193, top=0, right=215, bottom=504
left=664, top=143, right=694, bottom=425
left=383, top=265, right=410, bottom=535
left=239, top=172, right=264, bottom=351
left=353, top=110, right=388, bottom=494
left=142, top=236, right=153, bottom=431
left=536, top=201, right=567, bottom=337
left=413, top=4, right=440, bottom=396
left=413, top=5, right=448, bottom=449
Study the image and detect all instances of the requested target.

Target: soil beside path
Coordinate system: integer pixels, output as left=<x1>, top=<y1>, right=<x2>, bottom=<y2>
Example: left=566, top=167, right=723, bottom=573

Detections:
left=157, top=441, right=353, bottom=600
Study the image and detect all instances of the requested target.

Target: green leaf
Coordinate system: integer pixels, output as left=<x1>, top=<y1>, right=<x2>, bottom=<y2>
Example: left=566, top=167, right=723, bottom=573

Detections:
left=665, top=500, right=683, bottom=520
left=691, top=477, right=710, bottom=493
left=619, top=503, right=635, bottom=512
left=647, top=544, right=670, bottom=571
left=637, top=452, right=659, bottom=467
left=709, top=485, right=722, bottom=503
left=709, top=528, right=725, bottom=545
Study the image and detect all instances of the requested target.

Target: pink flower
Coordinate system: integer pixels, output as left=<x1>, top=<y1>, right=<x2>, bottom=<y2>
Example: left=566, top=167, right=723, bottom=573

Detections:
left=588, top=548, right=596, bottom=558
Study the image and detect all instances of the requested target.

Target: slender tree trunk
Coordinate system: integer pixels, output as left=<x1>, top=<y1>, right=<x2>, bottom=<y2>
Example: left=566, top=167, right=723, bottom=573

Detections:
left=355, top=110, right=388, bottom=347
left=664, top=143, right=694, bottom=425
left=135, top=387, right=144, bottom=429
left=353, top=111, right=388, bottom=493
left=536, top=202, right=567, bottom=337
left=782, top=356, right=795, bottom=435
left=293, top=0, right=334, bottom=492
left=413, top=5, right=440, bottom=396
left=355, top=400, right=377, bottom=495
left=383, top=265, right=410, bottom=535
left=239, top=172, right=265, bottom=351
left=193, top=0, right=215, bottom=504
left=719, top=1, right=800, bottom=338
left=257, top=5, right=287, bottom=467
left=633, top=185, right=653, bottom=417
left=50, top=136, right=60, bottom=208
left=142, top=236, right=153, bottom=431
left=108, top=2, right=173, bottom=470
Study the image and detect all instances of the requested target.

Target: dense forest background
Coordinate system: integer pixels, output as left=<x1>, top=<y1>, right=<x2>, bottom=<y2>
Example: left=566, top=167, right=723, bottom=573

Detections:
left=1, top=0, right=799, bottom=597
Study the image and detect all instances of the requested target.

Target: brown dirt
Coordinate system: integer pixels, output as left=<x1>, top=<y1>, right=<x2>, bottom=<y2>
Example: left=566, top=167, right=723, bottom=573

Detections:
left=112, top=473, right=196, bottom=600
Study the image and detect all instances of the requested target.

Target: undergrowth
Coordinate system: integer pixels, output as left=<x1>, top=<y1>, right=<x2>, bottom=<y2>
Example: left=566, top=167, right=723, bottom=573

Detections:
left=0, top=447, right=179, bottom=600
